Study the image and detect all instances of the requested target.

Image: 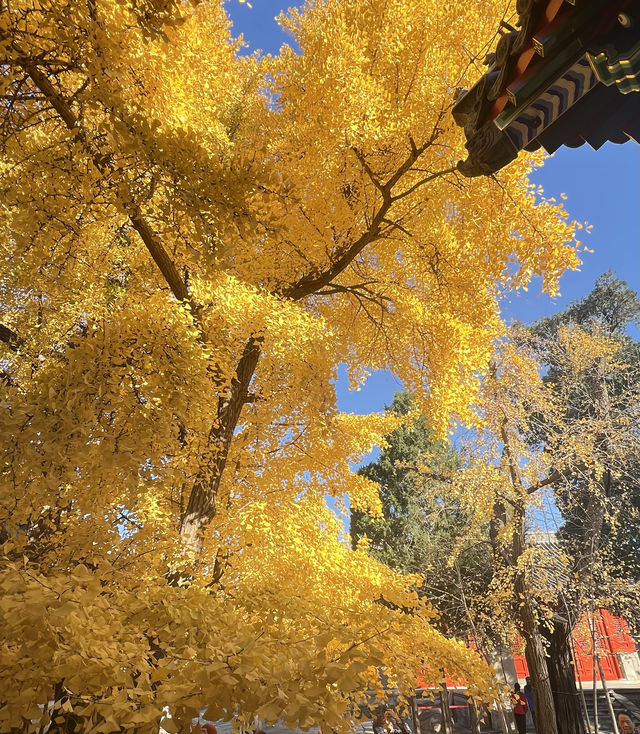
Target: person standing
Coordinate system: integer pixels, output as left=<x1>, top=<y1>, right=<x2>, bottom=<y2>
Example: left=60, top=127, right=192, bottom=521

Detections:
left=512, top=683, right=529, bottom=734
left=524, top=676, right=535, bottom=730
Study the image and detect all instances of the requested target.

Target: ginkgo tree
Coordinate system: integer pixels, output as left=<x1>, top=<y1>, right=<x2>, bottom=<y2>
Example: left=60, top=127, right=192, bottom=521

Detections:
left=425, top=311, right=640, bottom=734
left=0, top=0, right=580, bottom=731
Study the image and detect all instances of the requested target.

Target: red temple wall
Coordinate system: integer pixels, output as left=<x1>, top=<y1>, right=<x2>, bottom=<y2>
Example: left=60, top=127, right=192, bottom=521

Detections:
left=512, top=610, right=637, bottom=682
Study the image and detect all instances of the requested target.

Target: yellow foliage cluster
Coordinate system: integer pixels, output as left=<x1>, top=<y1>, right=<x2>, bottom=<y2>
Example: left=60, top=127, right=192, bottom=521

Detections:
left=0, top=0, right=581, bottom=730
left=424, top=324, right=640, bottom=649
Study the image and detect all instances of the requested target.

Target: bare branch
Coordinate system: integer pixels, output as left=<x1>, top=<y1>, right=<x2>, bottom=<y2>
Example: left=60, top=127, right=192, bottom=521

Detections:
left=526, top=462, right=589, bottom=495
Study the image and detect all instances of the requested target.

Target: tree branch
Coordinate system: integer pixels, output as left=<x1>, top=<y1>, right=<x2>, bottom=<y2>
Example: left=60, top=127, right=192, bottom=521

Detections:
left=351, top=146, right=387, bottom=195
left=285, top=144, right=452, bottom=301
left=0, top=323, right=24, bottom=351
left=525, top=463, right=588, bottom=495
left=14, top=52, right=198, bottom=318
left=390, top=166, right=457, bottom=203
left=179, top=335, right=262, bottom=551
left=283, top=205, right=389, bottom=300
left=315, top=282, right=392, bottom=307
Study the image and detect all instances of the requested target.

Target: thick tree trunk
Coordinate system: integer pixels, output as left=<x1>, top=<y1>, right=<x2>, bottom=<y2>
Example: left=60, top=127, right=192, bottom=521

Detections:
left=488, top=500, right=558, bottom=734
left=542, top=615, right=585, bottom=734
left=468, top=698, right=481, bottom=734
left=520, top=595, right=558, bottom=734
left=510, top=508, right=558, bottom=734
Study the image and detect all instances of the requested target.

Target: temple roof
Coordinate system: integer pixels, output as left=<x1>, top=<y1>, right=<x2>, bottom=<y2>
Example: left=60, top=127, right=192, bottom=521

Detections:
left=453, top=0, right=640, bottom=177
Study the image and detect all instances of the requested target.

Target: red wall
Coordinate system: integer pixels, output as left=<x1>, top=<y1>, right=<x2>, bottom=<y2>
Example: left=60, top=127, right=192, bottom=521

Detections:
left=513, top=610, right=636, bottom=682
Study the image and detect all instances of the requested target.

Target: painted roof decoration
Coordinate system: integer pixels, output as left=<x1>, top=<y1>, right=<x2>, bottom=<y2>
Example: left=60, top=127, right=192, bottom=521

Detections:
left=453, top=0, right=640, bottom=177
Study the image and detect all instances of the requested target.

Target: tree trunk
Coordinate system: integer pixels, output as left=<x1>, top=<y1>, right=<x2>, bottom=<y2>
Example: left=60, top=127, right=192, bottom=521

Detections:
left=577, top=357, right=613, bottom=577
left=411, top=695, right=420, bottom=734
left=591, top=612, right=599, bottom=734
left=511, top=508, right=558, bottom=734
left=500, top=418, right=559, bottom=734
left=542, top=614, right=585, bottom=734
left=571, top=629, right=593, bottom=734
left=596, top=653, right=619, bottom=734
left=179, top=336, right=261, bottom=551
left=488, top=495, right=558, bottom=734
left=497, top=702, right=514, bottom=734
left=520, top=597, right=558, bottom=734
left=440, top=682, right=454, bottom=734
left=468, top=698, right=479, bottom=734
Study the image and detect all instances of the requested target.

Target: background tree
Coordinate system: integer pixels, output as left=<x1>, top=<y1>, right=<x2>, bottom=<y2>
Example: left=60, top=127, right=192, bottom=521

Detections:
left=350, top=383, right=563, bottom=734
left=351, top=278, right=640, bottom=734
left=532, top=273, right=640, bottom=579
left=456, top=277, right=640, bottom=734
left=350, top=392, right=495, bottom=640
left=0, top=0, right=580, bottom=730
left=526, top=273, right=640, bottom=734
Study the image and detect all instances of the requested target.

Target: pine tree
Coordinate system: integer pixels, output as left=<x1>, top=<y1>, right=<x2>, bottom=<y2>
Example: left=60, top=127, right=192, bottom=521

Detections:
left=351, top=393, right=494, bottom=639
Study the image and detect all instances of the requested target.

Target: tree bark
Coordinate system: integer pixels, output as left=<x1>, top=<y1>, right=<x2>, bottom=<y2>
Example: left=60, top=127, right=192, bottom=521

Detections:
left=440, top=682, right=454, bottom=734
left=517, top=582, right=558, bottom=734
left=497, top=702, right=514, bottom=734
left=596, top=653, right=620, bottom=734
left=178, top=336, right=261, bottom=551
left=468, top=697, right=481, bottom=734
left=542, top=613, right=585, bottom=734
left=571, top=628, right=593, bottom=734
left=500, top=417, right=559, bottom=734
left=411, top=695, right=420, bottom=734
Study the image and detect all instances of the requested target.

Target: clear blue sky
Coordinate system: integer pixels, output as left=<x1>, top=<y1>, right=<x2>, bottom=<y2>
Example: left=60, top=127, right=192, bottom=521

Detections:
left=228, top=3, right=640, bottom=416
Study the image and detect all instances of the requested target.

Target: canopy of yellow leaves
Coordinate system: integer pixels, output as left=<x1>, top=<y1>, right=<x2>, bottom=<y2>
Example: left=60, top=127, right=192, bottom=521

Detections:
left=423, top=324, right=639, bottom=651
left=0, top=0, right=579, bottom=730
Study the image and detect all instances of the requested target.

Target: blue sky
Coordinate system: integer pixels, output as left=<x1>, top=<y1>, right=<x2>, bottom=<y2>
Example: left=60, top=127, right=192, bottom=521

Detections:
left=228, top=2, right=640, bottom=416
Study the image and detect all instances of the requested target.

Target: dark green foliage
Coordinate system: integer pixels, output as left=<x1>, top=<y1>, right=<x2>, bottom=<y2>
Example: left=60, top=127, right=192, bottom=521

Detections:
left=533, top=271, right=640, bottom=338
left=350, top=392, right=456, bottom=573
left=530, top=272, right=640, bottom=425
left=350, top=392, right=493, bottom=637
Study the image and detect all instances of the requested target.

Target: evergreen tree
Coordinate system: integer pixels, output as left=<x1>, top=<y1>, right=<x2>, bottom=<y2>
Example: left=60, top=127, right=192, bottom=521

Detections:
left=351, top=392, right=494, bottom=639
